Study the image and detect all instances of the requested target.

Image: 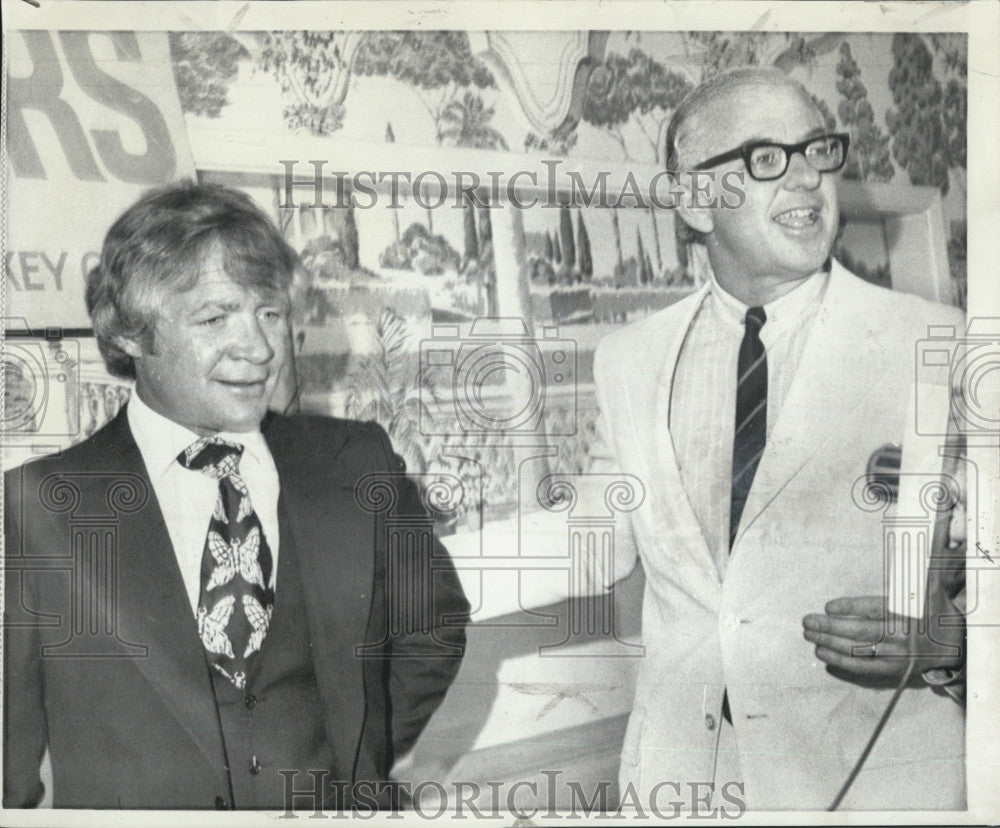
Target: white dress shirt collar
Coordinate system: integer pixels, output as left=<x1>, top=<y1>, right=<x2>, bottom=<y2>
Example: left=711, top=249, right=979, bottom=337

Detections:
left=126, top=390, right=281, bottom=614
left=127, top=390, right=271, bottom=478
left=707, top=266, right=830, bottom=345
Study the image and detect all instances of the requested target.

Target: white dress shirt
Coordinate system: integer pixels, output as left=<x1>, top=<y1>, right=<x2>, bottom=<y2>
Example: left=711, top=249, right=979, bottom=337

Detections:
left=127, top=392, right=281, bottom=616
left=669, top=268, right=829, bottom=576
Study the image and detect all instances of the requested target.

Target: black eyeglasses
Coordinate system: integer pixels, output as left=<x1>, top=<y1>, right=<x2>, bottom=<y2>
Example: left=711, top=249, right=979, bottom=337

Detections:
left=692, top=132, right=851, bottom=181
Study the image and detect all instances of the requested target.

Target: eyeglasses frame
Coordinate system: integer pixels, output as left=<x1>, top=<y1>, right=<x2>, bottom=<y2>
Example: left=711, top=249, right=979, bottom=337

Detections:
left=691, top=132, right=852, bottom=181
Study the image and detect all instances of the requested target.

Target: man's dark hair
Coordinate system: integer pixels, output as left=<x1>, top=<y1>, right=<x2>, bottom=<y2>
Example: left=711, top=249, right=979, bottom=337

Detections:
left=86, top=180, right=299, bottom=379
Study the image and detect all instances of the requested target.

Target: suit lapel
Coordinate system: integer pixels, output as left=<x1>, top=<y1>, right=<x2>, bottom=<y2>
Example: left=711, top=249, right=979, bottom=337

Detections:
left=101, top=409, right=228, bottom=771
left=647, top=284, right=721, bottom=593
left=734, top=263, right=891, bottom=545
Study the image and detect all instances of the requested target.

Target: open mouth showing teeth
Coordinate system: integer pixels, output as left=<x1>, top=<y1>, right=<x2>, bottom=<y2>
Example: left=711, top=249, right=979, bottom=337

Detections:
left=773, top=207, right=820, bottom=228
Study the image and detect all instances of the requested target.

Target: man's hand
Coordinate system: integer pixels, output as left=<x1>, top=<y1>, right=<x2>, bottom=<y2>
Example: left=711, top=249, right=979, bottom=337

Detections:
left=802, top=593, right=964, bottom=678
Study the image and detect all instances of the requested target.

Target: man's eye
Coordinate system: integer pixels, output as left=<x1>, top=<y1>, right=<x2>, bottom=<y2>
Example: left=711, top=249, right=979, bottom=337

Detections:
left=199, top=315, right=225, bottom=327
left=753, top=149, right=781, bottom=168
left=260, top=308, right=286, bottom=322
left=809, top=139, right=837, bottom=158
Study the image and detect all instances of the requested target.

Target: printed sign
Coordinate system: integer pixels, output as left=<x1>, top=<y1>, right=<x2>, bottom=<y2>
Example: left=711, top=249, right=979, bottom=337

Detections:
left=6, top=30, right=195, bottom=328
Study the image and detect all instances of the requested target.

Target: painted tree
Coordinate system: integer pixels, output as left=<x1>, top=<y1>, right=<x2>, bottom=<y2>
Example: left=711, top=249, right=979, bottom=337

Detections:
left=885, top=33, right=966, bottom=197
left=437, top=91, right=509, bottom=150
left=928, top=34, right=967, bottom=77
left=576, top=212, right=594, bottom=282
left=341, top=202, right=360, bottom=270
left=610, top=210, right=624, bottom=269
left=884, top=33, right=967, bottom=306
left=386, top=122, right=401, bottom=243
left=169, top=31, right=350, bottom=133
left=553, top=232, right=563, bottom=266
left=524, top=130, right=578, bottom=156
left=169, top=32, right=248, bottom=117
left=170, top=31, right=499, bottom=142
left=462, top=196, right=480, bottom=265
left=543, top=232, right=555, bottom=262
left=559, top=204, right=576, bottom=272
left=476, top=207, right=498, bottom=316
left=947, top=219, right=967, bottom=307
left=255, top=32, right=358, bottom=133
left=344, top=308, right=437, bottom=472
left=636, top=229, right=651, bottom=285
left=647, top=207, right=663, bottom=273
left=835, top=42, right=894, bottom=182
left=353, top=32, right=498, bottom=139
left=581, top=48, right=693, bottom=163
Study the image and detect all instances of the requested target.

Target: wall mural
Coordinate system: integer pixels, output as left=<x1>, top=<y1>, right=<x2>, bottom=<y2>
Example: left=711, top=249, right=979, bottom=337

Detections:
left=7, top=30, right=968, bottom=535
left=171, top=28, right=967, bottom=298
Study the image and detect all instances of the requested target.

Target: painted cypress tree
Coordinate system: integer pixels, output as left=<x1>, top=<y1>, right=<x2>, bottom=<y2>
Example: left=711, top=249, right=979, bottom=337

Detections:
left=636, top=229, right=649, bottom=284
left=463, top=196, right=479, bottom=263
left=576, top=211, right=593, bottom=282
left=385, top=122, right=402, bottom=243
left=610, top=210, right=624, bottom=268
left=341, top=202, right=360, bottom=270
left=559, top=203, right=576, bottom=271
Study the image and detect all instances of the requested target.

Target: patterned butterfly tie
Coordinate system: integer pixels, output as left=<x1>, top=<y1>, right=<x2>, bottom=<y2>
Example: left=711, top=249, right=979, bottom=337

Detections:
left=179, top=438, right=274, bottom=689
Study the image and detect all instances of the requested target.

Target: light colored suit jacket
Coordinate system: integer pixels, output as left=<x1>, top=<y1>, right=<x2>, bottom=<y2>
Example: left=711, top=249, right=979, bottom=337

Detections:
left=591, top=261, right=965, bottom=810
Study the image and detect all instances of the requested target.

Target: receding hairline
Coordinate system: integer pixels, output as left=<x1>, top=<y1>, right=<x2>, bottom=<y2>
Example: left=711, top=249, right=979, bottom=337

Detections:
left=670, top=68, right=822, bottom=171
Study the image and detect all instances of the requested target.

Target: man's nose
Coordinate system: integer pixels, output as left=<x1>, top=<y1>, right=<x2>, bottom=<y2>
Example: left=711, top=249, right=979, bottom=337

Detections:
left=782, top=151, right=822, bottom=189
left=230, top=316, right=275, bottom=363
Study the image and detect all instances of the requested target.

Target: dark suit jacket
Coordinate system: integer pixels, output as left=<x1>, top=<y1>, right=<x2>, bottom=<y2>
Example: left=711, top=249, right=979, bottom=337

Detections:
left=3, top=408, right=470, bottom=809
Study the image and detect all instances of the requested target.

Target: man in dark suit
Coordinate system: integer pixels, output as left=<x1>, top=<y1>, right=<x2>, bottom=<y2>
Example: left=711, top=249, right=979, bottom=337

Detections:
left=3, top=182, right=470, bottom=810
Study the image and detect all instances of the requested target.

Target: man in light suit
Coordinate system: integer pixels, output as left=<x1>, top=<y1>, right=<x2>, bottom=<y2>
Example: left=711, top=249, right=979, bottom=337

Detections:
left=3, top=182, right=470, bottom=810
left=590, top=67, right=965, bottom=810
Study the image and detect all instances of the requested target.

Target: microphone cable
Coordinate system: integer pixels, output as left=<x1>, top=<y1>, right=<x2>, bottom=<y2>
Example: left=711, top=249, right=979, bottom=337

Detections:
left=828, top=658, right=916, bottom=811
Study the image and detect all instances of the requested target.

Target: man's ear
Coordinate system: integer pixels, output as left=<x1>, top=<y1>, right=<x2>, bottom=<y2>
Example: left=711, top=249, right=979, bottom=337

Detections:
left=676, top=177, right=716, bottom=236
left=114, top=336, right=145, bottom=360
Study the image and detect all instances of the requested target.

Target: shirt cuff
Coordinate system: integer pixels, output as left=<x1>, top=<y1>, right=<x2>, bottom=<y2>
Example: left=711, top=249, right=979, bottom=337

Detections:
left=922, top=665, right=966, bottom=703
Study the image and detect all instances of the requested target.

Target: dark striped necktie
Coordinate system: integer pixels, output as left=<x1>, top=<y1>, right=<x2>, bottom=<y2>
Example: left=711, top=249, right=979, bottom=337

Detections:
left=730, top=305, right=767, bottom=547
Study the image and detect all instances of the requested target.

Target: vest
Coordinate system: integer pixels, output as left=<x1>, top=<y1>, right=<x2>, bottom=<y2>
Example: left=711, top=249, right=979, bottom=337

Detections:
left=209, top=522, right=336, bottom=810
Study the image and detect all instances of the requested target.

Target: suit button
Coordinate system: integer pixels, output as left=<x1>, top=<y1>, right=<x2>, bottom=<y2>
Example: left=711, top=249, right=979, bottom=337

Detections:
left=215, top=796, right=228, bottom=809
left=245, top=693, right=257, bottom=709
left=705, top=713, right=717, bottom=731
left=250, top=756, right=262, bottom=776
